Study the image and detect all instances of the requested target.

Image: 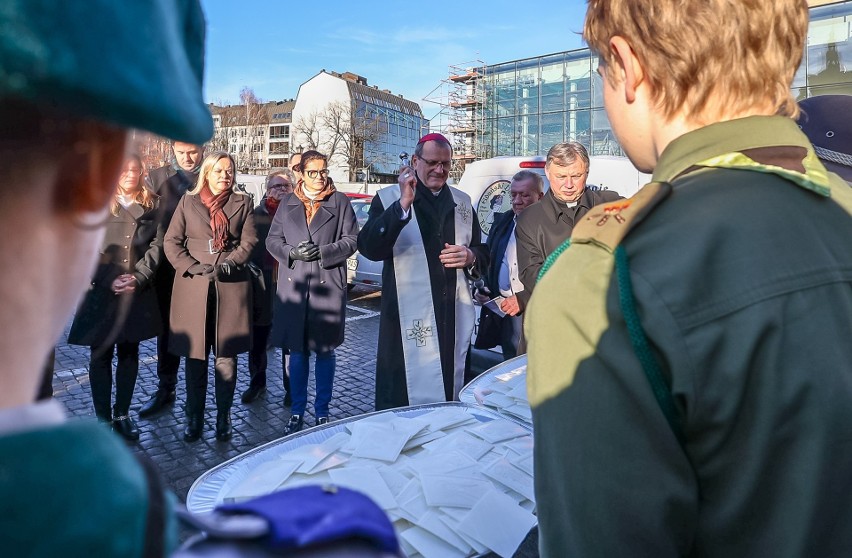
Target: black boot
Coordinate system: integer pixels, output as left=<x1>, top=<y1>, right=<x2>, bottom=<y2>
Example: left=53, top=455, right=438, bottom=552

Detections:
left=215, top=411, right=232, bottom=441
left=240, top=384, right=266, bottom=404
left=113, top=414, right=140, bottom=441
left=139, top=389, right=176, bottom=417
left=184, top=415, right=203, bottom=442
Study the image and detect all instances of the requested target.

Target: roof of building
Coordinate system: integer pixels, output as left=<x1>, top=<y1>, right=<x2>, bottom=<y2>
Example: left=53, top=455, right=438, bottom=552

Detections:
left=209, top=99, right=296, bottom=126
left=320, top=70, right=423, bottom=117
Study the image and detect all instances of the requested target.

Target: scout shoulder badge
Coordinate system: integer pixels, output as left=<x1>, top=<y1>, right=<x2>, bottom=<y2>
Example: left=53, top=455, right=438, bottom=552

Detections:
left=539, top=182, right=686, bottom=446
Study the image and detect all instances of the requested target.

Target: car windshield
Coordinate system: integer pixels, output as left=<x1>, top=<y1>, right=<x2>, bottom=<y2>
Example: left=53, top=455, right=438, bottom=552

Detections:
left=351, top=199, right=371, bottom=229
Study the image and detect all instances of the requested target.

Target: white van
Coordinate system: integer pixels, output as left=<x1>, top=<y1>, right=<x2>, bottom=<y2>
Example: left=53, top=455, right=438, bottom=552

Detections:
left=234, top=174, right=267, bottom=208
left=456, top=155, right=650, bottom=238
left=457, top=154, right=651, bottom=372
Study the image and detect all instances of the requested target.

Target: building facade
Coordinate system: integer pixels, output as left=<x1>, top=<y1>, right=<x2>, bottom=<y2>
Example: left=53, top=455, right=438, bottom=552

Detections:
left=448, top=0, right=852, bottom=165
left=209, top=100, right=295, bottom=174
left=291, top=71, right=427, bottom=185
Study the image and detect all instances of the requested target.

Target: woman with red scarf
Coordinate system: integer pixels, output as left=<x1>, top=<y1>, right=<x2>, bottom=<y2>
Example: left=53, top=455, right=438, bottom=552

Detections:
left=266, top=151, right=358, bottom=434
left=164, top=151, right=258, bottom=442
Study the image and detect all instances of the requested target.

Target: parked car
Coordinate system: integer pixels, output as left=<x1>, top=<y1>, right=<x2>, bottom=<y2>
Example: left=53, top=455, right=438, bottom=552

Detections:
left=345, top=193, right=382, bottom=290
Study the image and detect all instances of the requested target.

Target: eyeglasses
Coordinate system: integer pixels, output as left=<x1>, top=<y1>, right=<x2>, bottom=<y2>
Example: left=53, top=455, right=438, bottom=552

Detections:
left=305, top=169, right=329, bottom=179
left=268, top=183, right=292, bottom=191
left=417, top=157, right=452, bottom=171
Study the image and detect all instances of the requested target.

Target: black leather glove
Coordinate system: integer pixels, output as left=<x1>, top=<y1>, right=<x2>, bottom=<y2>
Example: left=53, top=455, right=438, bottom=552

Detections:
left=187, top=263, right=214, bottom=277
left=216, top=259, right=236, bottom=277
left=289, top=241, right=320, bottom=262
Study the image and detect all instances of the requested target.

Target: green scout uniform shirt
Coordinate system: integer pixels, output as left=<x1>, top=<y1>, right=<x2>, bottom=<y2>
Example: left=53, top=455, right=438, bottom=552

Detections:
left=526, top=116, right=852, bottom=558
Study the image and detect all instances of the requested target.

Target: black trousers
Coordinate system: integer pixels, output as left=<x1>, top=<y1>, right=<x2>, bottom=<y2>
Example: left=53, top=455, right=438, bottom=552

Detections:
left=185, top=356, right=236, bottom=418
left=248, top=323, right=290, bottom=393
left=89, top=342, right=139, bottom=420
left=155, top=265, right=180, bottom=392
left=185, top=287, right=237, bottom=418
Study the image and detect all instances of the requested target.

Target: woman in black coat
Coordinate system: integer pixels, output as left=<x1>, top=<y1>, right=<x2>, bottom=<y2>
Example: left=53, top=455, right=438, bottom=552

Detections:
left=266, top=151, right=358, bottom=434
left=163, top=151, right=257, bottom=442
left=68, top=154, right=163, bottom=440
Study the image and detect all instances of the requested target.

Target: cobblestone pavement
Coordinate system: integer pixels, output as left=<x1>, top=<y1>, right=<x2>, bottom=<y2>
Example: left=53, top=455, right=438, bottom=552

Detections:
left=53, top=286, right=383, bottom=502
left=51, top=285, right=537, bottom=556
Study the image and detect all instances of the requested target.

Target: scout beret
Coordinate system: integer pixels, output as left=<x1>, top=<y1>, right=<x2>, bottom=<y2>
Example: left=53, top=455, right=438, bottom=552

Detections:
left=798, top=95, right=852, bottom=182
left=0, top=0, right=213, bottom=144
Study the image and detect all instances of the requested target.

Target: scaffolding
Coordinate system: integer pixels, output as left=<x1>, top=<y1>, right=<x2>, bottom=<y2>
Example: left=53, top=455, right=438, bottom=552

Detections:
left=424, top=60, right=487, bottom=182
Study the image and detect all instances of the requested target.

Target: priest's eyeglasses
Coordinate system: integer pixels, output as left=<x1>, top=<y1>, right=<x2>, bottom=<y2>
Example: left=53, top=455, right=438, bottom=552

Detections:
left=417, top=157, right=452, bottom=170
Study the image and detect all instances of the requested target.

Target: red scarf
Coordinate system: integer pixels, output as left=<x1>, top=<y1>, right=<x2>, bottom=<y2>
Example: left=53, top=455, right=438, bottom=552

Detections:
left=199, top=186, right=231, bottom=252
left=264, top=196, right=281, bottom=215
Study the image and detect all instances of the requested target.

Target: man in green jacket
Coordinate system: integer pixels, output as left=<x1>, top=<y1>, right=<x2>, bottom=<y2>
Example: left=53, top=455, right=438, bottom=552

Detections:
left=526, top=1, right=852, bottom=557
left=0, top=1, right=212, bottom=555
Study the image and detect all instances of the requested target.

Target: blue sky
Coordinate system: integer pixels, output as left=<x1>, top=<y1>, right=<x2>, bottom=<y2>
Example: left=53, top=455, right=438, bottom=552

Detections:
left=200, top=0, right=589, bottom=119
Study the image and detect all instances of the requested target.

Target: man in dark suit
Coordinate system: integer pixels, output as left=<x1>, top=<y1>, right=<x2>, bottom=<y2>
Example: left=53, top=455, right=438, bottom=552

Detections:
left=475, top=170, right=543, bottom=359
left=139, top=141, right=204, bottom=418
left=515, top=142, right=623, bottom=312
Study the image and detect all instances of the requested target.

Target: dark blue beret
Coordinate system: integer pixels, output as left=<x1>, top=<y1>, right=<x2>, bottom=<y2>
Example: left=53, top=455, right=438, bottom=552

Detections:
left=798, top=95, right=852, bottom=182
left=0, top=0, right=213, bottom=144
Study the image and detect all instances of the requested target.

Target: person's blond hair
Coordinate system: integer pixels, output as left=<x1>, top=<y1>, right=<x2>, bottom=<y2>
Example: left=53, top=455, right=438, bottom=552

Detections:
left=110, top=153, right=155, bottom=215
left=188, top=151, right=236, bottom=195
left=584, top=0, right=808, bottom=122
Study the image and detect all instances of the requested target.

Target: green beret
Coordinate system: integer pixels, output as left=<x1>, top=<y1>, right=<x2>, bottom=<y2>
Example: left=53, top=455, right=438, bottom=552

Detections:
left=0, top=0, right=213, bottom=144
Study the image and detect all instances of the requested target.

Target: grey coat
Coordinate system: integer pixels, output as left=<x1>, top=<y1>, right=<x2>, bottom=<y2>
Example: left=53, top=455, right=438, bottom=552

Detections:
left=266, top=191, right=358, bottom=354
left=163, top=192, right=257, bottom=359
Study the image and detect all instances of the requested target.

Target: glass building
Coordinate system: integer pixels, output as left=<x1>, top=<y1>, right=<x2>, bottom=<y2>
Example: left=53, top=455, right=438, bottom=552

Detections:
left=467, top=1, right=852, bottom=159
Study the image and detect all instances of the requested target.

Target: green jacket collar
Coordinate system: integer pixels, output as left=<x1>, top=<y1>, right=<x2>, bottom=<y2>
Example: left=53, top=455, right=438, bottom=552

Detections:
left=652, top=115, right=832, bottom=196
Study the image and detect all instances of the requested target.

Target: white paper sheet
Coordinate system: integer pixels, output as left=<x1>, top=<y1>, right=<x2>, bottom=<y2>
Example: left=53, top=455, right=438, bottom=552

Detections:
left=420, top=474, right=494, bottom=508
left=400, top=526, right=469, bottom=558
left=307, top=452, right=349, bottom=475
left=352, top=422, right=412, bottom=462
left=467, top=419, right=529, bottom=444
left=415, top=510, right=473, bottom=554
left=511, top=452, right=534, bottom=476
left=421, top=431, right=492, bottom=461
left=420, top=408, right=476, bottom=432
left=378, top=465, right=411, bottom=495
left=296, top=432, right=350, bottom=473
left=326, top=467, right=397, bottom=510
left=458, top=489, right=537, bottom=558
left=225, top=458, right=303, bottom=500
left=402, top=429, right=447, bottom=451
left=482, top=457, right=536, bottom=501
left=408, top=449, right=479, bottom=478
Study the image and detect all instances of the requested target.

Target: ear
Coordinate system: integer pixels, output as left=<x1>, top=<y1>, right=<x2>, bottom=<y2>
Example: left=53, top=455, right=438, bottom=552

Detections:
left=609, top=36, right=645, bottom=104
left=61, top=122, right=128, bottom=214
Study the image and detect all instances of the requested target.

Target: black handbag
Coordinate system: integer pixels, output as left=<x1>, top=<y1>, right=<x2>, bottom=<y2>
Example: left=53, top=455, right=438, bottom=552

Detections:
left=474, top=305, right=503, bottom=350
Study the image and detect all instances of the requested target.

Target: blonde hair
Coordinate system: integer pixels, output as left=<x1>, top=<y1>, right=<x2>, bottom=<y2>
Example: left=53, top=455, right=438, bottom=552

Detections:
left=584, top=0, right=808, bottom=122
left=189, top=151, right=236, bottom=195
left=111, top=153, right=155, bottom=215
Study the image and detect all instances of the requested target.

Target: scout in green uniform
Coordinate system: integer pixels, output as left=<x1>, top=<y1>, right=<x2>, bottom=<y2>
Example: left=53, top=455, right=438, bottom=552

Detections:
left=0, top=1, right=212, bottom=555
left=526, top=1, right=852, bottom=557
